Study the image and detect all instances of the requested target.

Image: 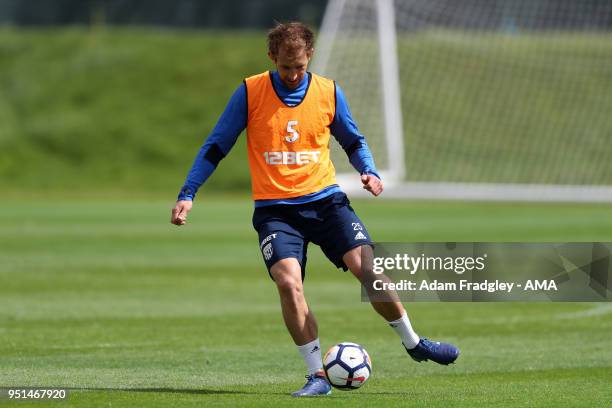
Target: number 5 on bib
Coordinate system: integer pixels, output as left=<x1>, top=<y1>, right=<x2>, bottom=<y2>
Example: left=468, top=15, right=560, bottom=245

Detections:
left=285, top=120, right=299, bottom=143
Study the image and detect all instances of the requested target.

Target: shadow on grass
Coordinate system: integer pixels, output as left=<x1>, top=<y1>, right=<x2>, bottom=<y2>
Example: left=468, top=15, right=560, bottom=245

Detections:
left=71, top=387, right=255, bottom=395
left=75, top=388, right=414, bottom=397
left=357, top=391, right=413, bottom=395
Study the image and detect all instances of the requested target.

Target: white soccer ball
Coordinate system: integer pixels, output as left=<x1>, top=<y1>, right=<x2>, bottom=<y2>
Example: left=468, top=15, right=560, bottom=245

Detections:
left=323, top=342, right=372, bottom=390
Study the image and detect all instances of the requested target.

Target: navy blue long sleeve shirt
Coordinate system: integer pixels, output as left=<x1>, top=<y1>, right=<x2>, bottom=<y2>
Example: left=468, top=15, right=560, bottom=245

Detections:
left=178, top=71, right=379, bottom=207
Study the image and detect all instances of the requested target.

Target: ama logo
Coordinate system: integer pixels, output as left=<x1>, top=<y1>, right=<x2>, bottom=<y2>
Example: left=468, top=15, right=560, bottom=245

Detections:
left=523, top=280, right=558, bottom=291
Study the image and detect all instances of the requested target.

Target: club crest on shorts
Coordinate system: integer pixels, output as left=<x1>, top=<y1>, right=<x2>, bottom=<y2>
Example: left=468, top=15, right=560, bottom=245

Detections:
left=262, top=242, right=273, bottom=260
left=260, top=233, right=277, bottom=249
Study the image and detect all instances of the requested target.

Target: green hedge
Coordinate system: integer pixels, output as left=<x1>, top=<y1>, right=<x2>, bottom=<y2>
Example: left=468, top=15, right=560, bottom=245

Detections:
left=0, top=28, right=269, bottom=194
left=2, top=28, right=611, bottom=194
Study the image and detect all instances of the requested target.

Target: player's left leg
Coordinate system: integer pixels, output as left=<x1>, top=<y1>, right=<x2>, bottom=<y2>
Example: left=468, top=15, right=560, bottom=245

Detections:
left=343, top=245, right=460, bottom=365
left=312, top=192, right=459, bottom=365
left=342, top=244, right=419, bottom=345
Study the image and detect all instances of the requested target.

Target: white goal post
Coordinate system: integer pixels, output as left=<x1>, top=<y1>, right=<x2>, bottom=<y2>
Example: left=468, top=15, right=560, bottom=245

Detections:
left=313, top=0, right=612, bottom=202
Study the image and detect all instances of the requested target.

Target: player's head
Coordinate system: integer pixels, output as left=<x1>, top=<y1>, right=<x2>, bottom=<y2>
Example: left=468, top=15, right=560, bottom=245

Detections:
left=267, top=22, right=314, bottom=89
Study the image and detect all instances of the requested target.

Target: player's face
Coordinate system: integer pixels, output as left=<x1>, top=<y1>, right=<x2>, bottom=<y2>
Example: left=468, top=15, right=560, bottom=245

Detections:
left=269, top=46, right=312, bottom=89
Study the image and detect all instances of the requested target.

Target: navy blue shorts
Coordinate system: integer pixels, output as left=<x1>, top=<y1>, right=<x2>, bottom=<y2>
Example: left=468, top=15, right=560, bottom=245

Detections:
left=252, top=192, right=372, bottom=280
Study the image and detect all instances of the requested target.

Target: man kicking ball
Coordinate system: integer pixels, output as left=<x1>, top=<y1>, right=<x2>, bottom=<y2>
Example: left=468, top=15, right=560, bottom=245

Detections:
left=171, top=21, right=459, bottom=397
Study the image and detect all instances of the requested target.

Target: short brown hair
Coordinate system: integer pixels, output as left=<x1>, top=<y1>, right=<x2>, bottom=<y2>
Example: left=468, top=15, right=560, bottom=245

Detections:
left=267, top=22, right=314, bottom=57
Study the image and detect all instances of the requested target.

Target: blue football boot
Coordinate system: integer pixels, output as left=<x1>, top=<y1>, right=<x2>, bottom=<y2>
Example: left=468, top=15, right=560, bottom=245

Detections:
left=291, top=372, right=332, bottom=397
left=405, top=338, right=460, bottom=365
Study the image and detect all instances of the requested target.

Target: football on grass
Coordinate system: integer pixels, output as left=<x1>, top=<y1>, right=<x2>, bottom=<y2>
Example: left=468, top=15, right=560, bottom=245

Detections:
left=323, top=342, right=372, bottom=390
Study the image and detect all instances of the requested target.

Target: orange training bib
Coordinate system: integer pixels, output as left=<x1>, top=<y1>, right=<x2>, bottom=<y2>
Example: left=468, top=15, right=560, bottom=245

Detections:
left=245, top=71, right=337, bottom=200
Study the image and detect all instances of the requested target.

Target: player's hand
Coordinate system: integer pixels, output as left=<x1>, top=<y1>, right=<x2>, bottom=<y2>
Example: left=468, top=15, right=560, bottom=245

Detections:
left=361, top=174, right=383, bottom=197
left=171, top=200, right=193, bottom=226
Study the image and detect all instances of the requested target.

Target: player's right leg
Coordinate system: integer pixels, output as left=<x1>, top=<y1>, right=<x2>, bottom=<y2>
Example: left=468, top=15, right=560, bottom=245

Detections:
left=270, top=258, right=318, bottom=347
left=269, top=259, right=331, bottom=397
left=252, top=205, right=331, bottom=396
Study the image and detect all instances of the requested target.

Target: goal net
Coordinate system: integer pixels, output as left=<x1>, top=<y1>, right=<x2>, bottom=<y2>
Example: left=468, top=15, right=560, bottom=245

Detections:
left=313, top=0, right=612, bottom=201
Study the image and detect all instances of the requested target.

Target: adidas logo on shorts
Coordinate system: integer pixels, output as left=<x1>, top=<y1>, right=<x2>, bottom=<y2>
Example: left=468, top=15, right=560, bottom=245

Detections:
left=354, top=231, right=367, bottom=240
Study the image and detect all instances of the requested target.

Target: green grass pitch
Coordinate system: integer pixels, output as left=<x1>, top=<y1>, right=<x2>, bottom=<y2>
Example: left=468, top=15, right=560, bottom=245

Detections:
left=1, top=196, right=611, bottom=407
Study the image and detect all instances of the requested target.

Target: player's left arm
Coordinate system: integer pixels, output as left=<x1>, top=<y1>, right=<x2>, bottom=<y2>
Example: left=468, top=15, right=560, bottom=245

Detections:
left=330, top=83, right=383, bottom=197
left=360, top=173, right=383, bottom=196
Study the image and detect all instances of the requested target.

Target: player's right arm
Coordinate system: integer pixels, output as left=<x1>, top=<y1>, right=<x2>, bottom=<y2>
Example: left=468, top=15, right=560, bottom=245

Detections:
left=170, top=84, right=247, bottom=226
left=171, top=199, right=192, bottom=226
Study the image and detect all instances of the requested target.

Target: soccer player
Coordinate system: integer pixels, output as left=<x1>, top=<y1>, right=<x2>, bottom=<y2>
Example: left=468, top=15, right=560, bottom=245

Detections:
left=171, top=22, right=459, bottom=397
